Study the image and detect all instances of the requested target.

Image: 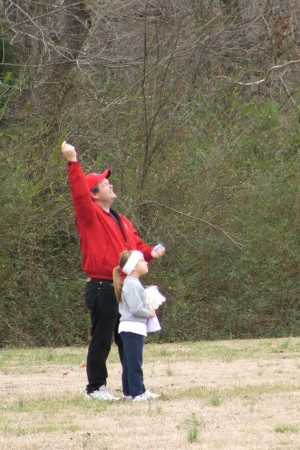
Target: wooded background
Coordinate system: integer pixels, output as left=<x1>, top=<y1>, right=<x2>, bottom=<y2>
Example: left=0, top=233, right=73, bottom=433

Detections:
left=1, top=0, right=299, bottom=347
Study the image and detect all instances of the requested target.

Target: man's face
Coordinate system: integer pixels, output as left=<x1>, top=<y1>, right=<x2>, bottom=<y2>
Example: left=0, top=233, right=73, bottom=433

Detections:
left=93, top=178, right=116, bottom=205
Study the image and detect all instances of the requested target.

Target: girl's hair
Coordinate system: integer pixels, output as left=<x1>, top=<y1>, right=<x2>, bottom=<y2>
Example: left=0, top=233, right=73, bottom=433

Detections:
left=112, top=250, right=133, bottom=303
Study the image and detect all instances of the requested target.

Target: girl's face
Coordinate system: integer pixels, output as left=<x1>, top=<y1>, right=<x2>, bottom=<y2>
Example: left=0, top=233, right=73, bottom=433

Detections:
left=133, top=256, right=149, bottom=276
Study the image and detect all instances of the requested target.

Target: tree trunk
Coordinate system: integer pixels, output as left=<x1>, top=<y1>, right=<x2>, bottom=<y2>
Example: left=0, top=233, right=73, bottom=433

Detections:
left=4, top=0, right=91, bottom=115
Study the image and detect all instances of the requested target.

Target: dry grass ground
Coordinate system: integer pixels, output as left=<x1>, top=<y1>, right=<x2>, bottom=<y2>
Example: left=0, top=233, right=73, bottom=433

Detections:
left=0, top=337, right=300, bottom=450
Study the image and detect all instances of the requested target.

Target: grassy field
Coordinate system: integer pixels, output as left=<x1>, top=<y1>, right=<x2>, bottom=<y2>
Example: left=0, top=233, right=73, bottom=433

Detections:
left=0, top=337, right=300, bottom=449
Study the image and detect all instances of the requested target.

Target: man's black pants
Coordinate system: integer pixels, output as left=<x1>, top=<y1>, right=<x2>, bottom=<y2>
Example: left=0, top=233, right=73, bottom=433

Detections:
left=84, top=278, right=123, bottom=393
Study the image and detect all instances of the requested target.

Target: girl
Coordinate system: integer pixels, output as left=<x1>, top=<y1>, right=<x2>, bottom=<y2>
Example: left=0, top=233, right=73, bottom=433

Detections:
left=113, top=250, right=160, bottom=401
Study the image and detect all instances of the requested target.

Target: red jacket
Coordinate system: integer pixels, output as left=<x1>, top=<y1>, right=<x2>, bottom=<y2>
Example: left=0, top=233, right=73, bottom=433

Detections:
left=67, top=161, right=153, bottom=279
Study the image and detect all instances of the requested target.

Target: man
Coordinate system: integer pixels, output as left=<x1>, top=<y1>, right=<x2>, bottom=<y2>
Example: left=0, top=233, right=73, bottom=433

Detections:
left=61, top=141, right=165, bottom=400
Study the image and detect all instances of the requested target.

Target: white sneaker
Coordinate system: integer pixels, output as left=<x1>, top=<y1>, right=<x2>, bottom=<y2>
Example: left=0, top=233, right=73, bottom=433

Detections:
left=133, top=394, right=149, bottom=402
left=144, top=389, right=160, bottom=399
left=123, top=394, right=133, bottom=400
left=85, top=385, right=120, bottom=401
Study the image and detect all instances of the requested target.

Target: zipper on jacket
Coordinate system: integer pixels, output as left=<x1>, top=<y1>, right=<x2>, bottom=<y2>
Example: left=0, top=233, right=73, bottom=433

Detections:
left=110, top=209, right=132, bottom=250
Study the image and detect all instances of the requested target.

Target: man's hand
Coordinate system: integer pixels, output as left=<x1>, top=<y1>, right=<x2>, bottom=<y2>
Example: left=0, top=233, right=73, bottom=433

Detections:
left=151, top=245, right=165, bottom=259
left=61, top=140, right=77, bottom=162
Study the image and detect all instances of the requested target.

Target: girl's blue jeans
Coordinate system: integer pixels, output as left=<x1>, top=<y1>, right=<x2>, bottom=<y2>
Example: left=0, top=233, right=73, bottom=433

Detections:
left=120, top=331, right=144, bottom=397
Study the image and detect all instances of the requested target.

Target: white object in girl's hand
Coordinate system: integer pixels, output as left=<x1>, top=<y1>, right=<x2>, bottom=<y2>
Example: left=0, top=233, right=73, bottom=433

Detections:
left=144, top=285, right=166, bottom=310
left=147, top=315, right=161, bottom=333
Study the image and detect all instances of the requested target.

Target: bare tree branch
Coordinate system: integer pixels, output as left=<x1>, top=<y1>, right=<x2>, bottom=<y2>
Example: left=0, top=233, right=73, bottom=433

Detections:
left=140, top=200, right=245, bottom=249
left=279, top=75, right=300, bottom=113
left=218, top=58, right=300, bottom=86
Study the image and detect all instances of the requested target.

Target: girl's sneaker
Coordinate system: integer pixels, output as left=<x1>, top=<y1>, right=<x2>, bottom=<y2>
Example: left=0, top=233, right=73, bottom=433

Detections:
left=144, top=389, right=160, bottom=399
left=133, top=394, right=149, bottom=402
left=123, top=394, right=132, bottom=400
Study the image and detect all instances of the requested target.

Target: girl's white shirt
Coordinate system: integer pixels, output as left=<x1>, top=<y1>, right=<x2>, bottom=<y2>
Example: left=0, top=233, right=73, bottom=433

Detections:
left=118, top=320, right=147, bottom=337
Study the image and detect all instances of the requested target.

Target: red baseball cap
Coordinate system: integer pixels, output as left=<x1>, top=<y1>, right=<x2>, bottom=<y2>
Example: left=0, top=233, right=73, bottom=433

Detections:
left=85, top=169, right=111, bottom=190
